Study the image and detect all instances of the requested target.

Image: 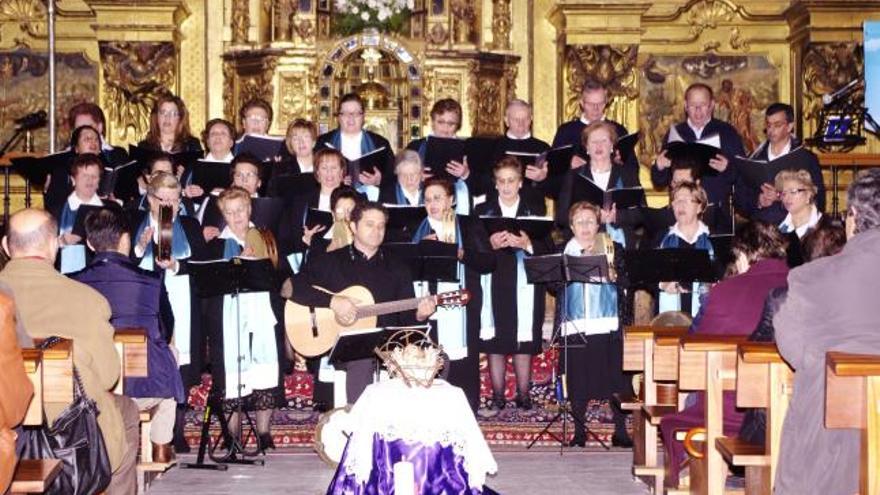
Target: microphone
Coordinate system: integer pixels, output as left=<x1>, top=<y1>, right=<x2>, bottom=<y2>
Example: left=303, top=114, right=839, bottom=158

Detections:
left=822, top=79, right=863, bottom=107
left=14, top=110, right=47, bottom=131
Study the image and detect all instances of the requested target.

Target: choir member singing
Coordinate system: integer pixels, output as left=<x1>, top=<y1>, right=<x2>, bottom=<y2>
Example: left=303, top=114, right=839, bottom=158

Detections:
left=316, top=93, right=393, bottom=192
left=138, top=94, right=203, bottom=154
left=475, top=157, right=553, bottom=410
left=487, top=99, right=552, bottom=200
left=67, top=102, right=129, bottom=164
left=735, top=103, right=824, bottom=223
left=180, top=118, right=237, bottom=202
left=44, top=125, right=119, bottom=214
left=654, top=182, right=714, bottom=317
left=239, top=99, right=273, bottom=137
left=555, top=202, right=632, bottom=447
left=267, top=118, right=319, bottom=198
left=776, top=169, right=822, bottom=239
left=200, top=153, right=264, bottom=240
left=54, top=153, right=118, bottom=274
left=411, top=177, right=495, bottom=411
left=651, top=83, right=744, bottom=212
left=379, top=149, right=424, bottom=206
left=204, top=187, right=284, bottom=451
left=406, top=98, right=472, bottom=213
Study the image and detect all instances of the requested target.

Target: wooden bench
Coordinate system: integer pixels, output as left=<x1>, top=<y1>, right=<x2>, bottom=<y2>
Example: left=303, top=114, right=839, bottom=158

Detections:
left=676, top=335, right=746, bottom=495
left=623, top=325, right=689, bottom=493
left=9, top=459, right=62, bottom=495
left=825, top=351, right=880, bottom=494
left=21, top=348, right=42, bottom=426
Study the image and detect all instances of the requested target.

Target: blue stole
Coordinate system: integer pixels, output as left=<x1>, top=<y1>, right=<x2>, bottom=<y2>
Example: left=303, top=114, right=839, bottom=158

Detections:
left=417, top=137, right=471, bottom=215
left=219, top=233, right=278, bottom=399
left=478, top=203, right=536, bottom=344
left=58, top=201, right=86, bottom=274
left=395, top=182, right=422, bottom=205
left=658, top=224, right=714, bottom=316
left=330, top=130, right=380, bottom=201
left=135, top=214, right=195, bottom=365
left=412, top=217, right=467, bottom=359
left=561, top=238, right=619, bottom=336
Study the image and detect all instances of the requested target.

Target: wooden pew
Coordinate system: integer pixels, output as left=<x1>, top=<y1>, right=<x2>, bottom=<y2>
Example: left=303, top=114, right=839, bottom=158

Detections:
left=714, top=342, right=793, bottom=495
left=623, top=325, right=689, bottom=492
left=112, top=327, right=148, bottom=395
left=676, top=335, right=745, bottom=495
left=825, top=351, right=880, bottom=495
left=9, top=459, right=62, bottom=495
left=20, top=349, right=42, bottom=426
left=32, top=339, right=74, bottom=408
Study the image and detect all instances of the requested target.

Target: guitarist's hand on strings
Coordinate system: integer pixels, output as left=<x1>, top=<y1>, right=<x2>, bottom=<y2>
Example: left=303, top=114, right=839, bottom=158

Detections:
left=331, top=295, right=359, bottom=325
left=416, top=296, right=437, bottom=322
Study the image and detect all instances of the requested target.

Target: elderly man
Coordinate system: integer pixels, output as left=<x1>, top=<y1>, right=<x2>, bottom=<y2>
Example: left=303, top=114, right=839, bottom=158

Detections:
left=773, top=169, right=880, bottom=494
left=651, top=83, right=744, bottom=212
left=0, top=208, right=139, bottom=495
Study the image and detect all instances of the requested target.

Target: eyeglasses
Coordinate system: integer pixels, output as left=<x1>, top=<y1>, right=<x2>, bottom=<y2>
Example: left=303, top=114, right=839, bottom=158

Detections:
left=572, top=219, right=598, bottom=227
left=234, top=172, right=259, bottom=180
left=158, top=111, right=180, bottom=118
left=778, top=188, right=807, bottom=198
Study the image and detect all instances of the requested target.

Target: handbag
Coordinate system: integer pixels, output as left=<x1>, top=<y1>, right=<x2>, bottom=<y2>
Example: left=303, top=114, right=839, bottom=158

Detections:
left=15, top=338, right=112, bottom=495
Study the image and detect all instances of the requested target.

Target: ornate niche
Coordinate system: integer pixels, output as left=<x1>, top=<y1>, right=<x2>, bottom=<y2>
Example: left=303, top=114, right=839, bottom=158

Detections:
left=223, top=51, right=280, bottom=133
left=99, top=42, right=177, bottom=143
left=563, top=45, right=639, bottom=124
left=466, top=55, right=518, bottom=136
left=313, top=30, right=423, bottom=148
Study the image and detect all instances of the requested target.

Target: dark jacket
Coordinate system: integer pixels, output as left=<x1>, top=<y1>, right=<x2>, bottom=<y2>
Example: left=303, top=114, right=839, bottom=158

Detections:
left=72, top=251, right=185, bottom=402
left=316, top=129, right=395, bottom=187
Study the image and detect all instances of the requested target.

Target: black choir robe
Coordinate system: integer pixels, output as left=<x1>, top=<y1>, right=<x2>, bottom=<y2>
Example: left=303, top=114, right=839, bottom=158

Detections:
left=474, top=195, right=554, bottom=355
left=485, top=135, right=554, bottom=201
left=551, top=118, right=639, bottom=182
left=316, top=129, right=395, bottom=187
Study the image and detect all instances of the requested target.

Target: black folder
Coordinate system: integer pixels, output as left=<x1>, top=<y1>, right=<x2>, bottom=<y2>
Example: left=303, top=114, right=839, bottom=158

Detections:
left=251, top=197, right=285, bottom=233
left=305, top=207, right=334, bottom=232
left=735, top=147, right=815, bottom=190
left=384, top=239, right=459, bottom=282
left=236, top=134, right=284, bottom=162
left=664, top=140, right=722, bottom=175
left=504, top=151, right=541, bottom=169
left=328, top=327, right=399, bottom=365
left=189, top=160, right=232, bottom=193
left=344, top=146, right=386, bottom=176
left=616, top=131, right=640, bottom=163
left=268, top=171, right=318, bottom=199
left=425, top=136, right=465, bottom=181
left=624, top=248, right=718, bottom=286
left=384, top=205, right=427, bottom=233
left=99, top=159, right=142, bottom=201
left=464, top=136, right=499, bottom=176
left=543, top=145, right=575, bottom=176
left=479, top=215, right=554, bottom=239
left=571, top=174, right=646, bottom=210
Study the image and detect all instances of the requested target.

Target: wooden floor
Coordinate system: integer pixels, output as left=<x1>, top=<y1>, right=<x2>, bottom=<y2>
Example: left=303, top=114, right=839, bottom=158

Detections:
left=146, top=449, right=650, bottom=494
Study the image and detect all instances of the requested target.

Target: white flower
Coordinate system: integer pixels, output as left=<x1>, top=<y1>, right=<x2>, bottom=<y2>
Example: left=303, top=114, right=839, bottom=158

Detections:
left=352, top=6, right=359, bottom=14
left=377, top=8, right=389, bottom=20
left=406, top=0, right=414, bottom=9
left=360, top=11, right=370, bottom=21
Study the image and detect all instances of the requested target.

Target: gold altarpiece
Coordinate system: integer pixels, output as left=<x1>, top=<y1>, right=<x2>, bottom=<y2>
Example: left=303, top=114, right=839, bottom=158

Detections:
left=0, top=0, right=879, bottom=211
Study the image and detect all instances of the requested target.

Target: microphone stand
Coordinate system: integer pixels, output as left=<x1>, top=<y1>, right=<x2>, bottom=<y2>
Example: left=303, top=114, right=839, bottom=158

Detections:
left=0, top=127, right=29, bottom=230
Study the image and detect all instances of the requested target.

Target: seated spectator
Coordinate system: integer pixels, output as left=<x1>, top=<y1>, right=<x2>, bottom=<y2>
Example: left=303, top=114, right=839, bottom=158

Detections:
left=73, top=207, right=185, bottom=463
left=659, top=221, right=789, bottom=487
left=0, top=208, right=139, bottom=495
left=774, top=169, right=880, bottom=494
left=0, top=291, right=34, bottom=493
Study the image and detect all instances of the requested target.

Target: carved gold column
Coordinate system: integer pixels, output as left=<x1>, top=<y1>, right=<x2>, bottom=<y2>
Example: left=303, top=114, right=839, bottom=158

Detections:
left=490, top=0, right=511, bottom=51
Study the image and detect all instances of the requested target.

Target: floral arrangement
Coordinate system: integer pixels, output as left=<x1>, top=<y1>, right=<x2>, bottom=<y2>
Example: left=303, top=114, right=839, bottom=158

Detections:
left=332, top=0, right=413, bottom=36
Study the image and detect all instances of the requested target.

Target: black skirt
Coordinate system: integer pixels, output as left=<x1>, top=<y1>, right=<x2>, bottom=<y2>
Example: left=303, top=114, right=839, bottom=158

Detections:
left=558, top=332, right=629, bottom=402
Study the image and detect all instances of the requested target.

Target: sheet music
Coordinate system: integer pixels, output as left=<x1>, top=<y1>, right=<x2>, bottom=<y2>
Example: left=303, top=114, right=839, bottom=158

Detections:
left=697, top=133, right=721, bottom=148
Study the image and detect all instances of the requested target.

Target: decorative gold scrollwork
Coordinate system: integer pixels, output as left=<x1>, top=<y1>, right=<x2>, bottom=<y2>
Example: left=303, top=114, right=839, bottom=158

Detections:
left=802, top=42, right=863, bottom=124
left=99, top=41, right=176, bottom=142
left=687, top=0, right=736, bottom=38
left=491, top=0, right=511, bottom=51
left=231, top=0, right=249, bottom=44
left=0, top=0, right=46, bottom=38
left=564, top=45, right=638, bottom=119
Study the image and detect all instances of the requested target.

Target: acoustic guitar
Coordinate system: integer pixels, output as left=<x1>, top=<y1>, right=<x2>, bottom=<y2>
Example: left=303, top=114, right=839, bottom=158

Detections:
left=285, top=285, right=470, bottom=357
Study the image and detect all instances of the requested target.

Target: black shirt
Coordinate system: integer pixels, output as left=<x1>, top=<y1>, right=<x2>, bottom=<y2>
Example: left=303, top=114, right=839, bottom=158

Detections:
left=290, top=244, right=418, bottom=328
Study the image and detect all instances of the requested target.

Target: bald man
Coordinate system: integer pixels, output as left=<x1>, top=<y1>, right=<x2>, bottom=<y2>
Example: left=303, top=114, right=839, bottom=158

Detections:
left=0, top=208, right=139, bottom=495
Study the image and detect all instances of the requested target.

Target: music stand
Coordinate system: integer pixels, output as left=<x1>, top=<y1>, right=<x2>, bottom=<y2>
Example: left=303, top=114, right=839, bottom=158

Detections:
left=183, top=257, right=276, bottom=469
left=523, top=253, right=611, bottom=452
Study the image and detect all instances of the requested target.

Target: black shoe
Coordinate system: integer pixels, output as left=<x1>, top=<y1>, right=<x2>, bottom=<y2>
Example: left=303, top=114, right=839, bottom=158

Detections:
left=515, top=394, right=532, bottom=410
left=611, top=434, right=633, bottom=448
left=567, top=435, right=586, bottom=448
left=258, top=432, right=276, bottom=451
left=491, top=394, right=506, bottom=410
left=173, top=433, right=191, bottom=454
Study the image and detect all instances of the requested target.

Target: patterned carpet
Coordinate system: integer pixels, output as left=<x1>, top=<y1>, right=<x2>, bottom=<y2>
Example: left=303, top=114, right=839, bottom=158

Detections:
left=182, top=348, right=628, bottom=450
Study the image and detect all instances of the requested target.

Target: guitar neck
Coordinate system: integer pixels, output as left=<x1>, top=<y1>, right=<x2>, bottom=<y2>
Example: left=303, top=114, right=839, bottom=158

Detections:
left=357, top=296, right=429, bottom=319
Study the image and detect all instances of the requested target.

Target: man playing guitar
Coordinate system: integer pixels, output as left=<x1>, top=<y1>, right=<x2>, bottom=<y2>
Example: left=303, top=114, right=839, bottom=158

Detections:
left=284, top=201, right=437, bottom=404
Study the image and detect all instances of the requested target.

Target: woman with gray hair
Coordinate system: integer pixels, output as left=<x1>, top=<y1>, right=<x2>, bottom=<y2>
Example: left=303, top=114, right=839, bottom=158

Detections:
left=773, top=168, right=880, bottom=494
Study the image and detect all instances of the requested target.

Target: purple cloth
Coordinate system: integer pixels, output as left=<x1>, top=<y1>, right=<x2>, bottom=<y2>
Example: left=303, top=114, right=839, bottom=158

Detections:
left=327, top=433, right=484, bottom=495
